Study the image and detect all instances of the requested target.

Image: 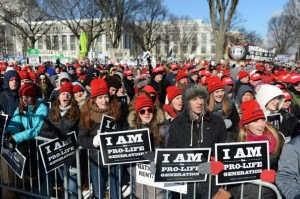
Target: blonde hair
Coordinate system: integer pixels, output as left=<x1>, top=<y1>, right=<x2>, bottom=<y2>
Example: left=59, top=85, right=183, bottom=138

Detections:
left=238, top=123, right=284, bottom=157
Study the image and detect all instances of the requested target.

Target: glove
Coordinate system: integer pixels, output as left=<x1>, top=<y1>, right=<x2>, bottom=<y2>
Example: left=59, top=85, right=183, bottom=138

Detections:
left=3, top=134, right=16, bottom=153
left=260, top=169, right=276, bottom=183
left=149, top=161, right=156, bottom=175
left=93, top=134, right=100, bottom=147
left=198, top=157, right=224, bottom=175
left=224, top=119, right=232, bottom=129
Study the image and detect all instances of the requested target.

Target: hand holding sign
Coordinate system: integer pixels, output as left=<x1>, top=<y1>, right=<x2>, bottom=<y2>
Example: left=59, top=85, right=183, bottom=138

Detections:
left=260, top=169, right=276, bottom=183
left=198, top=157, right=224, bottom=175
left=3, top=134, right=16, bottom=153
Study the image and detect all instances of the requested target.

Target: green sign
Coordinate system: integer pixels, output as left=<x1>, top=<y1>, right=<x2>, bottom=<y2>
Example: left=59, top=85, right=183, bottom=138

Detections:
left=52, top=54, right=64, bottom=59
left=27, top=48, right=39, bottom=55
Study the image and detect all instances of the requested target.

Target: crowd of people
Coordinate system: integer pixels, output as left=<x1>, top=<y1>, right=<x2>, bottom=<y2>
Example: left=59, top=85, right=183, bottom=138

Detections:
left=0, top=59, right=299, bottom=199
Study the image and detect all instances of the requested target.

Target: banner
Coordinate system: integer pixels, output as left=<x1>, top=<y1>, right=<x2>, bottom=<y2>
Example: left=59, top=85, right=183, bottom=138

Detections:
left=39, top=132, right=77, bottom=173
left=215, top=141, right=269, bottom=185
left=1, top=148, right=26, bottom=178
left=267, top=113, right=281, bottom=129
left=99, top=115, right=118, bottom=133
left=154, top=148, right=211, bottom=183
left=229, top=44, right=276, bottom=62
left=136, top=163, right=187, bottom=194
left=99, top=128, right=152, bottom=165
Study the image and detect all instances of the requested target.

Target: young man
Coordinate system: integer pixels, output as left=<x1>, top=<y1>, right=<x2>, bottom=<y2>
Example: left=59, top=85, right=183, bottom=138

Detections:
left=167, top=84, right=227, bottom=199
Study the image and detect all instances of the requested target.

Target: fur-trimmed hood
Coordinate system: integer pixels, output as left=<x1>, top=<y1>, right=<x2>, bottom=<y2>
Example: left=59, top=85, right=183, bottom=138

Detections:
left=128, top=107, right=165, bottom=128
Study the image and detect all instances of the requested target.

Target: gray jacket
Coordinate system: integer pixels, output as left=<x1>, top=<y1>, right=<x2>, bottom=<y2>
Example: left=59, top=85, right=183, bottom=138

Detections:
left=276, top=135, right=300, bottom=199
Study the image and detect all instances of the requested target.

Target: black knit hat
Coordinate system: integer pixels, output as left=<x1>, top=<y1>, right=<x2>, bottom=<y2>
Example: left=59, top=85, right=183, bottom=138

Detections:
left=105, top=75, right=121, bottom=89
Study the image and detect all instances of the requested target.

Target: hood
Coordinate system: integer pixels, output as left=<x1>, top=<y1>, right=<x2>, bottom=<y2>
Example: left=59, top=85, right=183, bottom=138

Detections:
left=182, top=83, right=208, bottom=121
left=57, top=72, right=71, bottom=86
left=50, top=75, right=58, bottom=88
left=3, top=70, right=20, bottom=90
left=128, top=107, right=165, bottom=128
left=256, top=84, right=285, bottom=116
left=237, top=85, right=254, bottom=104
left=72, top=82, right=89, bottom=98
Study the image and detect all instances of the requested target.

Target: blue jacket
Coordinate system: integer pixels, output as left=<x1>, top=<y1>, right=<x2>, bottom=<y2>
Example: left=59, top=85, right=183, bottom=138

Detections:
left=6, top=98, right=49, bottom=143
left=276, top=135, right=300, bottom=199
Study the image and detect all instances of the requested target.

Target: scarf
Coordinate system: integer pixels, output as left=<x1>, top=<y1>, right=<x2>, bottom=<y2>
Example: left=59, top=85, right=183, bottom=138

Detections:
left=90, top=105, right=110, bottom=123
left=247, top=130, right=277, bottom=154
left=59, top=105, right=71, bottom=117
left=163, top=104, right=177, bottom=119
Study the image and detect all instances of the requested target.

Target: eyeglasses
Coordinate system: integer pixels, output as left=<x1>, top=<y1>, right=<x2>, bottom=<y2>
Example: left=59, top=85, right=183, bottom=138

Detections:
left=293, top=82, right=300, bottom=86
left=139, top=108, right=153, bottom=115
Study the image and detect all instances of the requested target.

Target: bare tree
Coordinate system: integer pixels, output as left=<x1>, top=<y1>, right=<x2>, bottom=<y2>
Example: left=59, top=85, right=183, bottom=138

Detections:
left=267, top=14, right=296, bottom=54
left=207, top=0, right=239, bottom=62
left=98, top=0, right=139, bottom=49
left=284, top=0, right=300, bottom=59
left=0, top=0, right=55, bottom=49
left=45, top=0, right=105, bottom=53
left=125, top=0, right=168, bottom=52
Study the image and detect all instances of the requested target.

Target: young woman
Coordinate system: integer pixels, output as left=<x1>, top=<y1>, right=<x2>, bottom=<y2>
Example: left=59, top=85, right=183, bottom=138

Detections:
left=40, top=82, right=80, bottom=198
left=4, top=83, right=48, bottom=145
left=127, top=91, right=167, bottom=199
left=228, top=100, right=284, bottom=198
left=38, top=73, right=53, bottom=102
left=163, top=86, right=183, bottom=124
left=207, top=77, right=240, bottom=135
left=72, top=82, right=89, bottom=109
left=78, top=78, right=121, bottom=199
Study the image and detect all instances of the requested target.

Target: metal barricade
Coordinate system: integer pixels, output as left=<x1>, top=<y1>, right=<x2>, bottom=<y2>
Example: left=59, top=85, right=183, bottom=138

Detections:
left=0, top=137, right=283, bottom=199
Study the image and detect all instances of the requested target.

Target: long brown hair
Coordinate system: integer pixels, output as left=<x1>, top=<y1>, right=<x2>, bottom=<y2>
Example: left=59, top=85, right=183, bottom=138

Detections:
left=19, top=97, right=38, bottom=115
left=238, top=123, right=284, bottom=157
left=49, top=97, right=80, bottom=122
left=80, top=95, right=121, bottom=129
left=208, top=91, right=231, bottom=116
left=128, top=91, right=165, bottom=147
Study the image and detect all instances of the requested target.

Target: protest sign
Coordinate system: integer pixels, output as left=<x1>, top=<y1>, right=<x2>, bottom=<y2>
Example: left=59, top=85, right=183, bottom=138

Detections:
left=154, top=148, right=211, bottom=183
left=1, top=148, right=26, bottom=178
left=136, top=163, right=187, bottom=194
left=99, top=115, right=118, bottom=133
left=99, top=128, right=152, bottom=165
left=267, top=113, right=281, bottom=129
left=215, top=141, right=269, bottom=185
left=39, top=131, right=77, bottom=173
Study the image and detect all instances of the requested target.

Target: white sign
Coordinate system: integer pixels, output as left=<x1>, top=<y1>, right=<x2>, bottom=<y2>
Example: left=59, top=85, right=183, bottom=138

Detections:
left=136, top=163, right=187, bottom=194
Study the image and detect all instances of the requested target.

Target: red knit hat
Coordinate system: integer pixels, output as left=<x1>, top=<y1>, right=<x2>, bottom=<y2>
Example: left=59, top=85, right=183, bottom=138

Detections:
left=250, top=73, right=261, bottom=81
left=143, top=85, right=157, bottom=94
left=38, top=66, right=46, bottom=74
left=166, top=86, right=182, bottom=103
left=175, top=70, right=187, bottom=82
left=239, top=70, right=249, bottom=80
left=207, top=76, right=224, bottom=94
left=125, top=70, right=133, bottom=76
left=282, top=91, right=292, bottom=101
left=19, top=84, right=36, bottom=97
left=289, top=74, right=300, bottom=84
left=29, top=72, right=38, bottom=81
left=170, top=64, right=180, bottom=71
left=90, top=78, right=109, bottom=98
left=222, top=76, right=234, bottom=85
left=135, top=94, right=154, bottom=111
left=74, top=63, right=81, bottom=69
left=153, top=66, right=164, bottom=74
left=72, top=85, right=84, bottom=93
left=199, top=70, right=211, bottom=77
left=59, top=82, right=73, bottom=94
left=241, top=100, right=265, bottom=125
left=18, top=70, right=30, bottom=80
left=277, top=74, right=289, bottom=83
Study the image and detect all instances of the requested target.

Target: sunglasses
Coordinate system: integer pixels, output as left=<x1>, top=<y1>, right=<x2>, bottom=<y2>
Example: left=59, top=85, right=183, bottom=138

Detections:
left=293, top=82, right=300, bottom=86
left=139, top=108, right=154, bottom=115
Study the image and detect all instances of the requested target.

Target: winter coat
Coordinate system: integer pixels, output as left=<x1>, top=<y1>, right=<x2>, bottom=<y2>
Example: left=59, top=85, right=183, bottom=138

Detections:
left=149, top=79, right=168, bottom=105
left=123, top=78, right=135, bottom=100
left=288, top=86, right=300, bottom=106
left=165, top=73, right=177, bottom=86
left=6, top=98, right=49, bottom=143
left=276, top=135, right=300, bottom=199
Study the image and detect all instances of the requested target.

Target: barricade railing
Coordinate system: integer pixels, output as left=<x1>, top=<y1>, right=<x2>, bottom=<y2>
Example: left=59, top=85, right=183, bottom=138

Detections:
left=0, top=136, right=283, bottom=199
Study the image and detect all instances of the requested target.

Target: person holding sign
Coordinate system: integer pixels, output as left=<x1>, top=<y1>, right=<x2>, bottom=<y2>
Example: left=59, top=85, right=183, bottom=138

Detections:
left=228, top=100, right=284, bottom=198
left=40, top=82, right=80, bottom=198
left=127, top=92, right=168, bottom=199
left=78, top=78, right=121, bottom=199
left=167, top=83, right=227, bottom=198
